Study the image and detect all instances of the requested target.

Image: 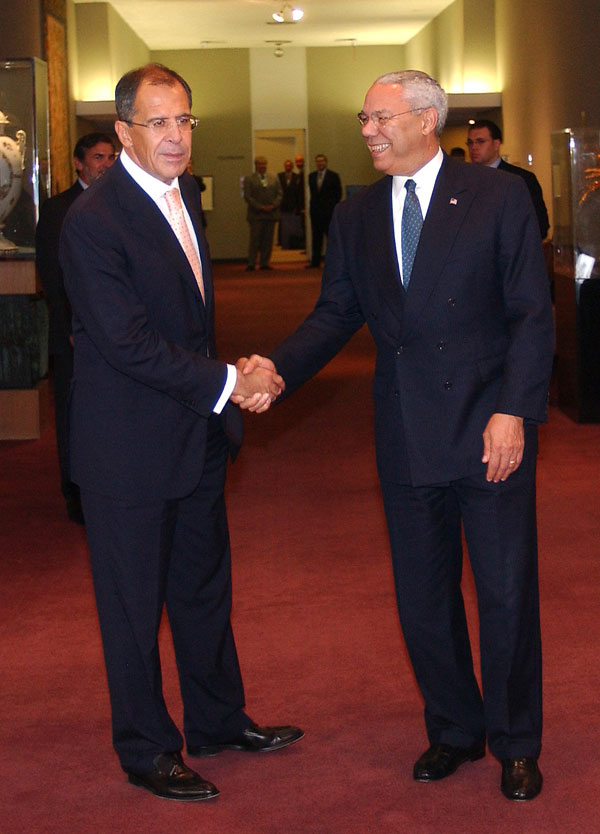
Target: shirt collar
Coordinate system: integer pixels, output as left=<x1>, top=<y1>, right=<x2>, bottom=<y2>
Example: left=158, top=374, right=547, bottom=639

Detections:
left=392, top=146, right=443, bottom=192
left=120, top=149, right=180, bottom=201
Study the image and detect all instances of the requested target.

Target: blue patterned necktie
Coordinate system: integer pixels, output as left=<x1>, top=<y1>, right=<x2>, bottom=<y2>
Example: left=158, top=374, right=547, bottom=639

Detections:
left=401, top=179, right=423, bottom=288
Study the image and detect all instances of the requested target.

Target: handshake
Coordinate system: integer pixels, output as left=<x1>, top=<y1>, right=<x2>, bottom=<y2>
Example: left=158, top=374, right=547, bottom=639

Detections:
left=230, top=354, right=284, bottom=413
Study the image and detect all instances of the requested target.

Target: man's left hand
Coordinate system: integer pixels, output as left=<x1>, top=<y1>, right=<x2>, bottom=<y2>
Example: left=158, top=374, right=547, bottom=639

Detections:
left=481, top=413, right=524, bottom=482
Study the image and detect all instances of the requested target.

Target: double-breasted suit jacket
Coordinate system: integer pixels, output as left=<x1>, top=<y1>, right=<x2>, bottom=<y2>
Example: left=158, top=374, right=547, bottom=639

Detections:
left=61, top=159, right=242, bottom=503
left=271, top=152, right=554, bottom=758
left=272, top=155, right=554, bottom=487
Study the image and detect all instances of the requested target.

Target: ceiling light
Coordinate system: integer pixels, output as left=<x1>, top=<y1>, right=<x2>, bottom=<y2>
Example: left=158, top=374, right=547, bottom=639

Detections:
left=272, top=5, right=304, bottom=23
left=265, top=39, right=291, bottom=57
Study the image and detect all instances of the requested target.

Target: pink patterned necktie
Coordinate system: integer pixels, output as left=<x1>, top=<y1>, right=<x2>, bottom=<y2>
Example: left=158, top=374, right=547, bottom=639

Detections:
left=164, top=188, right=205, bottom=302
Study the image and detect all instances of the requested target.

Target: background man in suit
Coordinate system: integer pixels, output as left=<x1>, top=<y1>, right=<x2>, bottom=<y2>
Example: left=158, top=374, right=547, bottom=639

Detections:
left=60, top=63, right=302, bottom=802
left=307, top=154, right=342, bottom=268
left=243, top=156, right=282, bottom=270
left=35, top=132, right=116, bottom=524
left=249, top=70, right=554, bottom=801
left=467, top=119, right=550, bottom=238
left=277, top=159, right=301, bottom=248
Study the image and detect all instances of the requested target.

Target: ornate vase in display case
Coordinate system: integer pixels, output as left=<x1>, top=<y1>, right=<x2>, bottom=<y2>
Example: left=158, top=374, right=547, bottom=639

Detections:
left=0, top=58, right=50, bottom=258
left=551, top=128, right=600, bottom=422
left=0, top=111, right=26, bottom=251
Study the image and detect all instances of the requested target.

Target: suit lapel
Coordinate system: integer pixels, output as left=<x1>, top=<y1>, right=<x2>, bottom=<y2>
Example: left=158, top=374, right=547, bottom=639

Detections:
left=114, top=163, right=207, bottom=315
left=364, top=177, right=405, bottom=325
left=401, top=156, right=475, bottom=337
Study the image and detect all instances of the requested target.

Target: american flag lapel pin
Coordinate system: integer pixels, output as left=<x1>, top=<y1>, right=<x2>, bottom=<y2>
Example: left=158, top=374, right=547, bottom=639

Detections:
left=449, top=197, right=458, bottom=205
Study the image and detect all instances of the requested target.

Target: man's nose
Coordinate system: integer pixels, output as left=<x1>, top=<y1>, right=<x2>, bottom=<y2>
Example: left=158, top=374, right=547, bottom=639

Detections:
left=164, top=119, right=184, bottom=140
left=361, top=118, right=378, bottom=138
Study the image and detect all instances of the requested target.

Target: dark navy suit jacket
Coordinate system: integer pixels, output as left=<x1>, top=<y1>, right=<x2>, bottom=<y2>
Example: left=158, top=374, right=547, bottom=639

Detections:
left=498, top=159, right=549, bottom=239
left=271, top=155, right=554, bottom=487
left=60, top=159, right=242, bottom=502
left=36, top=180, right=83, bottom=355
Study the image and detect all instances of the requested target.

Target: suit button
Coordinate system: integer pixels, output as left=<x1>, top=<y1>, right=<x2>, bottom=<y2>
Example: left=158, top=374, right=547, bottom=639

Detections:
left=437, top=342, right=446, bottom=351
left=448, top=298, right=456, bottom=307
left=394, top=390, right=400, bottom=397
left=444, top=381, right=453, bottom=390
left=396, top=345, right=404, bottom=355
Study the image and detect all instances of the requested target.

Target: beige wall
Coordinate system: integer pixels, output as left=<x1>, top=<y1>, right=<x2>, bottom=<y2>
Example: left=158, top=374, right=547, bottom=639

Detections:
left=496, top=0, right=600, bottom=236
left=306, top=45, right=406, bottom=190
left=74, top=2, right=148, bottom=101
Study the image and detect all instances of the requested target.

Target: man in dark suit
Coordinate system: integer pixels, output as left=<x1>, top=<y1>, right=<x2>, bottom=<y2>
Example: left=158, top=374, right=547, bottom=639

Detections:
left=467, top=119, right=550, bottom=238
left=247, top=70, right=554, bottom=800
left=35, top=132, right=116, bottom=523
left=277, top=159, right=301, bottom=248
left=60, top=63, right=302, bottom=802
left=307, top=154, right=342, bottom=267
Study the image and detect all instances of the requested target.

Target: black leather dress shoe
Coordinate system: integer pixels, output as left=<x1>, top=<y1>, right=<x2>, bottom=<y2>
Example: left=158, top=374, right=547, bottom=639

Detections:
left=187, top=721, right=304, bottom=756
left=127, top=752, right=219, bottom=801
left=501, top=757, right=542, bottom=800
left=413, top=742, right=486, bottom=781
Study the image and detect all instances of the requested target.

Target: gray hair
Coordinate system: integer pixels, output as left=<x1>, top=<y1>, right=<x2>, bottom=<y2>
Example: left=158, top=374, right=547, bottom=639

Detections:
left=374, top=70, right=448, bottom=137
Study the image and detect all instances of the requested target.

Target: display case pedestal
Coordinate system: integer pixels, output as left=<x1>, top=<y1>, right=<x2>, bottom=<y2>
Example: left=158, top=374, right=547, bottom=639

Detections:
left=554, top=272, right=600, bottom=422
left=551, top=128, right=600, bottom=423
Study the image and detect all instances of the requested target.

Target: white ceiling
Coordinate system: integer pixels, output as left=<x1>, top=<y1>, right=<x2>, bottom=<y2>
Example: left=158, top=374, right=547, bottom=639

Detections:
left=73, top=0, right=456, bottom=51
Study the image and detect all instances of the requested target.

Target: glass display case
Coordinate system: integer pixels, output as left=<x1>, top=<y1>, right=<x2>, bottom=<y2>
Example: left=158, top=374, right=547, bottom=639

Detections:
left=0, top=59, right=50, bottom=436
left=551, top=128, right=600, bottom=422
left=0, top=57, right=50, bottom=257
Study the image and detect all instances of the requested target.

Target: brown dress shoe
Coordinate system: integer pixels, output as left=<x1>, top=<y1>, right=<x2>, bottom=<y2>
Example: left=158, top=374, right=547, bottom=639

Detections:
left=187, top=721, right=304, bottom=756
left=501, top=757, right=542, bottom=800
left=413, top=742, right=486, bottom=781
left=127, top=752, right=219, bottom=801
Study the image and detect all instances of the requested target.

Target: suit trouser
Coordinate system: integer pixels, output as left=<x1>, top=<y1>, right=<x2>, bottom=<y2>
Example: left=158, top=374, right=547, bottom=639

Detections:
left=247, top=218, right=276, bottom=267
left=380, top=425, right=542, bottom=760
left=51, top=348, right=75, bottom=499
left=309, top=214, right=330, bottom=266
left=81, top=419, right=249, bottom=773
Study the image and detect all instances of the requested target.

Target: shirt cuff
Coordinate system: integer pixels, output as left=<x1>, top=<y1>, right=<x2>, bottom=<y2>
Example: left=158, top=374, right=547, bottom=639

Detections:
left=213, top=364, right=236, bottom=414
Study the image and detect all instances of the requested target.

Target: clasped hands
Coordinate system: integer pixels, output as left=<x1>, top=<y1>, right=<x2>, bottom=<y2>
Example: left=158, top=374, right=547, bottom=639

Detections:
left=230, top=354, right=284, bottom=413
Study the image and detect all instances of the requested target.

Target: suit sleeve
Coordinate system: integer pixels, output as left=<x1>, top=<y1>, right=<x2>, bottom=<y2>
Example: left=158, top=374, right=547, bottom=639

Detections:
left=270, top=206, right=365, bottom=396
left=494, top=176, right=554, bottom=421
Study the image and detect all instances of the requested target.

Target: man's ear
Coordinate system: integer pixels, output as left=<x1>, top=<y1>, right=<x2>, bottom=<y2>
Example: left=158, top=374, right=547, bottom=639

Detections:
left=73, top=156, right=83, bottom=174
left=421, top=107, right=438, bottom=137
left=115, top=120, right=133, bottom=149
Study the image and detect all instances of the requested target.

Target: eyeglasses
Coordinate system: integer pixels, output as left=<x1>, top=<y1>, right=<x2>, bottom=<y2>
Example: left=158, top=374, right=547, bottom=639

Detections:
left=357, top=108, right=423, bottom=128
left=466, top=138, right=490, bottom=146
left=126, top=115, right=199, bottom=133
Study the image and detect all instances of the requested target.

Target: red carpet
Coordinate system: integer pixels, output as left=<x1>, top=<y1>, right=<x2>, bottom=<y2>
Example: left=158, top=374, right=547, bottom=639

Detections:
left=1, top=262, right=600, bottom=833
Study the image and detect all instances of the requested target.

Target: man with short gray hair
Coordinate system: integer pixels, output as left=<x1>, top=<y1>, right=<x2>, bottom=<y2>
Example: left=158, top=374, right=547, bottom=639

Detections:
left=252, top=69, right=554, bottom=801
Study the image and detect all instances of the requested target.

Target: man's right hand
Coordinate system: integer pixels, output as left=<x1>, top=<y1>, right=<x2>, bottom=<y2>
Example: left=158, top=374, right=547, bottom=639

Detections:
left=230, top=355, right=284, bottom=413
